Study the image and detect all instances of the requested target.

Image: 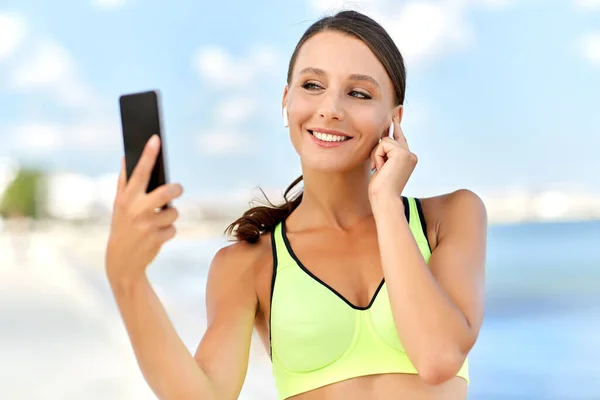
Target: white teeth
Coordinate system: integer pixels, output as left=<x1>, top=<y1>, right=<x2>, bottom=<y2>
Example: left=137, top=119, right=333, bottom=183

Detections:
left=312, top=131, right=349, bottom=142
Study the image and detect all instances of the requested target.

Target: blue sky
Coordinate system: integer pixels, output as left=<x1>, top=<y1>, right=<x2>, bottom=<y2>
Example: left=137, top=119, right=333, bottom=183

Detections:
left=0, top=0, right=599, bottom=201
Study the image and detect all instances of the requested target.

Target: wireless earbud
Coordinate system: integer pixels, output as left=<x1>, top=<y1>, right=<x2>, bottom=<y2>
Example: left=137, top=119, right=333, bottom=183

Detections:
left=388, top=120, right=394, bottom=138
left=283, top=106, right=289, bottom=128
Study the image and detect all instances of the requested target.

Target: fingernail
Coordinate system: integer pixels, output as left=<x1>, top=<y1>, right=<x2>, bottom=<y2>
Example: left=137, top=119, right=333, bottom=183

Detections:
left=149, top=135, right=159, bottom=148
left=170, top=184, right=182, bottom=195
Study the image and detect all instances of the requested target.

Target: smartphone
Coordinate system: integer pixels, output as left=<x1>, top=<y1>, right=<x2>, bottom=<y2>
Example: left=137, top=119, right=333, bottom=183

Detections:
left=119, top=90, right=169, bottom=197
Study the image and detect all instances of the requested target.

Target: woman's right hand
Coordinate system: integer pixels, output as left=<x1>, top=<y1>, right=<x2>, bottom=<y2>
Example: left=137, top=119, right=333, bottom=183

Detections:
left=105, top=134, right=183, bottom=284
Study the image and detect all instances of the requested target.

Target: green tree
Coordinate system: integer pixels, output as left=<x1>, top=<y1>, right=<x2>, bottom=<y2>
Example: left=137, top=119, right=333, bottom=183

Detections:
left=0, top=168, right=45, bottom=219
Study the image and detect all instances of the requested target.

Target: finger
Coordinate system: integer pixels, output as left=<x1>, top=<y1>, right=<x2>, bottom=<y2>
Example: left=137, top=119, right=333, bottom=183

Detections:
left=117, top=156, right=127, bottom=194
left=152, top=207, right=179, bottom=228
left=379, top=137, right=403, bottom=151
left=154, top=224, right=177, bottom=244
left=370, top=146, right=376, bottom=170
left=127, top=135, right=160, bottom=195
left=144, top=183, right=184, bottom=211
left=392, top=118, right=408, bottom=147
left=372, top=142, right=388, bottom=171
left=369, top=143, right=379, bottom=171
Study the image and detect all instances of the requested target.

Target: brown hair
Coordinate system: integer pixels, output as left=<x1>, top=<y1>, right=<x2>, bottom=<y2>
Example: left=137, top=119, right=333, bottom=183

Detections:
left=225, top=10, right=407, bottom=243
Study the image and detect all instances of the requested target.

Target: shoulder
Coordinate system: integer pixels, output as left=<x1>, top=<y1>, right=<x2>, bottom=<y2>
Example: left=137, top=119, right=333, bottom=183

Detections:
left=209, top=232, right=273, bottom=280
left=420, top=189, right=485, bottom=215
left=418, top=189, right=486, bottom=219
left=206, top=232, right=274, bottom=300
left=417, top=189, right=487, bottom=243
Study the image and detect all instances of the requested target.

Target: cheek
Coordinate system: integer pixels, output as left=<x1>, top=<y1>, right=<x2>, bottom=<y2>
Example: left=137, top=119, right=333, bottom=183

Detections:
left=286, top=96, right=314, bottom=148
left=287, top=93, right=314, bottom=123
left=285, top=109, right=306, bottom=154
left=348, top=106, right=387, bottom=140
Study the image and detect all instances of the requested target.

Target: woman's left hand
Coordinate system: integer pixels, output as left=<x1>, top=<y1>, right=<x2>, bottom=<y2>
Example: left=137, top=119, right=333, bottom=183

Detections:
left=368, top=116, right=418, bottom=202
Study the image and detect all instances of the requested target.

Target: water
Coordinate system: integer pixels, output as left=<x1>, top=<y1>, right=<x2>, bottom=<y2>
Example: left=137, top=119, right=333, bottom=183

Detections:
left=468, top=220, right=600, bottom=399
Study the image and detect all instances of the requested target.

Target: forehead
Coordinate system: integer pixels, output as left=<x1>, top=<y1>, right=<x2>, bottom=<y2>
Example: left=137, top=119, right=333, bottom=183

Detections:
left=293, top=30, right=391, bottom=85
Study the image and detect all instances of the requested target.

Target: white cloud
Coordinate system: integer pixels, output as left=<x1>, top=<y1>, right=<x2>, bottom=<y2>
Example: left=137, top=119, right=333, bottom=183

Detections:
left=306, top=0, right=513, bottom=68
left=196, top=130, right=255, bottom=155
left=578, top=32, right=600, bottom=67
left=10, top=40, right=95, bottom=108
left=191, top=45, right=282, bottom=155
left=12, top=123, right=64, bottom=152
left=0, top=15, right=120, bottom=155
left=91, top=0, right=127, bottom=9
left=11, top=41, right=72, bottom=87
left=384, top=2, right=473, bottom=67
left=213, top=96, right=260, bottom=126
left=192, top=45, right=280, bottom=89
left=0, top=13, right=26, bottom=61
left=574, top=0, right=600, bottom=11
left=4, top=120, right=121, bottom=156
left=74, top=121, right=123, bottom=150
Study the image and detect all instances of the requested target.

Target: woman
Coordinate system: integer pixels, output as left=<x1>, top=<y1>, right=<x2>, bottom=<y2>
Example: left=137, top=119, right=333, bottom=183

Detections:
left=105, top=10, right=487, bottom=400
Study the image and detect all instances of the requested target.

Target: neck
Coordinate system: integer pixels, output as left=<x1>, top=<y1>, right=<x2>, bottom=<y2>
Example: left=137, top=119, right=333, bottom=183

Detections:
left=292, top=164, right=374, bottom=231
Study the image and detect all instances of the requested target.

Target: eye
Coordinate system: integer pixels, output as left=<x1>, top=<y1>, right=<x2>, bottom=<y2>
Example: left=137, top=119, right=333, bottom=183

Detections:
left=349, top=90, right=371, bottom=100
left=302, top=82, right=323, bottom=91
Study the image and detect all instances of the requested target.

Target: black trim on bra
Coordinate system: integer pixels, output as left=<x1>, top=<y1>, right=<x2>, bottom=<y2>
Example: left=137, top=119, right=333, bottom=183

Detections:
left=268, top=229, right=278, bottom=360
left=402, top=196, right=410, bottom=221
left=414, top=198, right=432, bottom=252
left=279, top=199, right=410, bottom=311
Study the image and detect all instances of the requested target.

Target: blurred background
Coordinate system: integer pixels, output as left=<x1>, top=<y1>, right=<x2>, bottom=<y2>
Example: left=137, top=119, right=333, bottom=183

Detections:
left=1, top=0, right=599, bottom=399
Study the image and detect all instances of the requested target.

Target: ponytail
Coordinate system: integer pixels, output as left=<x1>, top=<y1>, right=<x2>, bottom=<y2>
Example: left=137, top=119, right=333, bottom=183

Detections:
left=224, top=176, right=304, bottom=243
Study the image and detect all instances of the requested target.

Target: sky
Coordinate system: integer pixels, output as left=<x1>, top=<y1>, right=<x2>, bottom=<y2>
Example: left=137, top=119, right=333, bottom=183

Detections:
left=0, top=0, right=599, bottom=203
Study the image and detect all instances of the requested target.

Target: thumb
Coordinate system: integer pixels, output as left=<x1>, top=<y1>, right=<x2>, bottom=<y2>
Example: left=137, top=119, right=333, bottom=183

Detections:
left=117, top=156, right=127, bottom=194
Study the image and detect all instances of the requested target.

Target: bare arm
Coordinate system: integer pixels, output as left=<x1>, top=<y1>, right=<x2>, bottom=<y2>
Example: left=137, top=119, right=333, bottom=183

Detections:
left=371, top=189, right=487, bottom=384
left=109, top=242, right=258, bottom=400
left=110, top=275, right=218, bottom=399
left=194, top=242, right=259, bottom=400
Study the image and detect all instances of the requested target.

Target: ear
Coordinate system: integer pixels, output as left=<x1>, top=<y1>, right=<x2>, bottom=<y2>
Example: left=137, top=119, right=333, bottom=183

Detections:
left=380, top=105, right=405, bottom=140
left=281, top=85, right=289, bottom=112
left=282, top=86, right=290, bottom=127
left=395, top=105, right=404, bottom=124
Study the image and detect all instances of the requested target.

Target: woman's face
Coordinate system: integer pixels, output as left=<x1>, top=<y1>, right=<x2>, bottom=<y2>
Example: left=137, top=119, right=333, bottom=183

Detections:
left=283, top=30, right=399, bottom=173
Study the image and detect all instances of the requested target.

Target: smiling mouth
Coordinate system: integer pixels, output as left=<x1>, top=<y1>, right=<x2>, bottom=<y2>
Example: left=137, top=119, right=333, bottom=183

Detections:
left=307, top=130, right=352, bottom=143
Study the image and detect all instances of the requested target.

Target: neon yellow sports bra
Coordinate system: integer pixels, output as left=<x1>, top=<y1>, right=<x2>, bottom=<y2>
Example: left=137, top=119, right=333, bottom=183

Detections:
left=268, top=197, right=469, bottom=399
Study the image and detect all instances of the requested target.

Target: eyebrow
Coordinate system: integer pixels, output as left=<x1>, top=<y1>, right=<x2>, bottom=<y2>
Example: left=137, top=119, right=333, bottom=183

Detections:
left=298, top=67, right=380, bottom=87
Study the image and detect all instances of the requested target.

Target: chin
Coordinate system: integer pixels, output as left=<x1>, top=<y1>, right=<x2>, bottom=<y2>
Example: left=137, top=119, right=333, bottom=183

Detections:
left=301, top=155, right=357, bottom=174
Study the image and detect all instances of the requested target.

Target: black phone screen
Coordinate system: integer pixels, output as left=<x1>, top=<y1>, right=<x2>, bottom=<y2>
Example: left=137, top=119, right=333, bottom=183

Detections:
left=119, top=90, right=168, bottom=193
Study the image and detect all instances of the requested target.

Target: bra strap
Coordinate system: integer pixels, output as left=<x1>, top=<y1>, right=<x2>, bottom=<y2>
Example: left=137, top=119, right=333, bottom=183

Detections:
left=406, top=197, right=431, bottom=251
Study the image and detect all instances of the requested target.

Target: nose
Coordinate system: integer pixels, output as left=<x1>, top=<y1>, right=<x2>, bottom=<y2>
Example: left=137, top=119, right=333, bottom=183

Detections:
left=317, top=92, right=344, bottom=121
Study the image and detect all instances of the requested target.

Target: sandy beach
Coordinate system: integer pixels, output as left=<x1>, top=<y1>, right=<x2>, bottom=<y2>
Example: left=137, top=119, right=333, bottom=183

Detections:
left=0, top=225, right=277, bottom=400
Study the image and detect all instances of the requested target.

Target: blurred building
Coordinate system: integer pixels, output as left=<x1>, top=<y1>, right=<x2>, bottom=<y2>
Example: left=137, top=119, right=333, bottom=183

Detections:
left=41, top=172, right=117, bottom=222
left=0, top=157, right=19, bottom=199
left=43, top=173, right=97, bottom=220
